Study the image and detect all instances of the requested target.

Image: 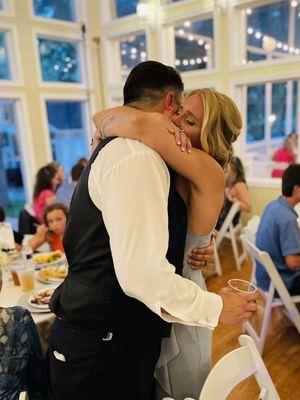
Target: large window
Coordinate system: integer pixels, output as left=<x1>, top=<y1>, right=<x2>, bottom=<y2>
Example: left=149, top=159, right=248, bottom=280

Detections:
left=0, top=99, right=25, bottom=217
left=112, top=0, right=138, bottom=18
left=0, top=0, right=3, bottom=10
left=33, top=0, right=76, bottom=22
left=244, top=79, right=299, bottom=178
left=45, top=100, right=89, bottom=175
left=246, top=79, right=299, bottom=149
left=0, top=31, right=11, bottom=80
left=174, top=18, right=214, bottom=72
left=243, top=1, right=300, bottom=64
left=38, top=37, right=81, bottom=83
left=120, top=33, right=147, bottom=77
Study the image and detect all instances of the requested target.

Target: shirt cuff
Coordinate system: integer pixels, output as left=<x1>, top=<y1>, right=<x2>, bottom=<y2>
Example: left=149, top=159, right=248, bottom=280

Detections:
left=151, top=292, right=223, bottom=330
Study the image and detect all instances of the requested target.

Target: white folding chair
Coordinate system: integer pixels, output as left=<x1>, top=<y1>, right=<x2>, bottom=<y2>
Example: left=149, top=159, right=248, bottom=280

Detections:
left=241, top=235, right=300, bottom=355
left=19, top=392, right=28, bottom=400
left=162, top=335, right=280, bottom=400
left=215, top=202, right=247, bottom=273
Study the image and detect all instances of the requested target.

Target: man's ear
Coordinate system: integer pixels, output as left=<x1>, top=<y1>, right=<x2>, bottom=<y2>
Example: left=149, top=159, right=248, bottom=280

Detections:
left=164, top=91, right=176, bottom=112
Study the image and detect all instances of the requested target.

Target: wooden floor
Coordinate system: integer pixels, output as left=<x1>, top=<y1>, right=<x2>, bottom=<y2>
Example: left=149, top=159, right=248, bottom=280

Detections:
left=206, top=240, right=300, bottom=400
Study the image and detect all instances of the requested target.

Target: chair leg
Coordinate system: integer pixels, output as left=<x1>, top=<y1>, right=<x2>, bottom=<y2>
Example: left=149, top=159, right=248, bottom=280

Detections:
left=229, top=224, right=241, bottom=271
left=258, top=285, right=275, bottom=355
left=214, top=242, right=222, bottom=276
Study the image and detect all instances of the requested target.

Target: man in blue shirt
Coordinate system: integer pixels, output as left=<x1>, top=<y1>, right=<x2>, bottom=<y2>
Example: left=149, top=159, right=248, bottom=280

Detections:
left=256, top=164, right=300, bottom=294
left=56, top=163, right=84, bottom=206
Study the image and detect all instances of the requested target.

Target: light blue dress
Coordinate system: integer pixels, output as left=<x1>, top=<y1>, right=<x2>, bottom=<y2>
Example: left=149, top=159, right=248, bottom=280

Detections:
left=155, top=230, right=212, bottom=400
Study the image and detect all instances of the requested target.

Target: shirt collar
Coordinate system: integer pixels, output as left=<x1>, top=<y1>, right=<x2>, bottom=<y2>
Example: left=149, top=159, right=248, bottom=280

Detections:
left=278, top=196, right=298, bottom=216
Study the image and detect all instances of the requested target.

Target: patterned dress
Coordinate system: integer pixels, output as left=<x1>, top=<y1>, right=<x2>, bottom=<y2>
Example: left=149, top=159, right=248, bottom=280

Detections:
left=0, top=307, right=45, bottom=400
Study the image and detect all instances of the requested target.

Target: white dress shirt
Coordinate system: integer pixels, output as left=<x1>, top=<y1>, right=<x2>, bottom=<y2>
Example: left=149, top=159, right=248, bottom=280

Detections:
left=88, top=138, right=223, bottom=329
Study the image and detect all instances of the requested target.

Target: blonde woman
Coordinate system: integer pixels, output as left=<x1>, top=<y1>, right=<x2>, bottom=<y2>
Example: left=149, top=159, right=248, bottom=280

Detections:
left=94, top=89, right=242, bottom=399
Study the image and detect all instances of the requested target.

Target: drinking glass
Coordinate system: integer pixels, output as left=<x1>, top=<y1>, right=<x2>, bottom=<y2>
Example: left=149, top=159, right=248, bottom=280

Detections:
left=18, top=266, right=35, bottom=292
left=228, top=278, right=257, bottom=293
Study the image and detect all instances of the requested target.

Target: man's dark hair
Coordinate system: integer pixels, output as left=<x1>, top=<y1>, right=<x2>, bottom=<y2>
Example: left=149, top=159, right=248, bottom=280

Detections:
left=71, top=164, right=85, bottom=182
left=123, top=61, right=183, bottom=107
left=282, top=164, right=300, bottom=196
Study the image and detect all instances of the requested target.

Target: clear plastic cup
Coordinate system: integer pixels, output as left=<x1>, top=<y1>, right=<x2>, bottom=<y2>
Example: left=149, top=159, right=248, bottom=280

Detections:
left=18, top=266, right=35, bottom=292
left=228, top=278, right=257, bottom=293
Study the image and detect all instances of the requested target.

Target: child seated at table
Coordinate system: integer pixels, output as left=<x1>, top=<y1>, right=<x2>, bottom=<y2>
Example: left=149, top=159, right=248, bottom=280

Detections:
left=28, top=203, right=69, bottom=253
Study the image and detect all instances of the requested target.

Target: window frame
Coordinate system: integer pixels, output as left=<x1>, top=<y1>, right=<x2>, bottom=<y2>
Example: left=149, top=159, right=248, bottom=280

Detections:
left=230, top=71, right=300, bottom=188
left=32, top=28, right=89, bottom=89
left=0, top=0, right=14, bottom=16
left=0, top=91, right=36, bottom=203
left=29, top=0, right=86, bottom=25
left=229, top=0, right=300, bottom=71
left=160, top=6, right=220, bottom=77
left=103, top=27, right=150, bottom=87
left=39, top=93, right=93, bottom=168
left=0, top=22, right=23, bottom=85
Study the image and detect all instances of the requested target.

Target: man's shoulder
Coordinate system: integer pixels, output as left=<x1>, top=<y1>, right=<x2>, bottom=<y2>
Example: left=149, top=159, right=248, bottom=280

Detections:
left=264, top=198, right=295, bottom=223
left=95, top=138, right=168, bottom=172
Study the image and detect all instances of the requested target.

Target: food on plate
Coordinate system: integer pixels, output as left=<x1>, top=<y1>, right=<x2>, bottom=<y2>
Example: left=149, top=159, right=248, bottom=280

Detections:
left=30, top=288, right=55, bottom=305
left=37, top=265, right=68, bottom=281
left=33, top=250, right=63, bottom=265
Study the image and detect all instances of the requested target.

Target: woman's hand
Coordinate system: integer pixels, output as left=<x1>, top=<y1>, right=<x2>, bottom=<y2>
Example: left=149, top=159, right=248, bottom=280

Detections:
left=36, top=224, right=48, bottom=241
left=149, top=113, right=192, bottom=153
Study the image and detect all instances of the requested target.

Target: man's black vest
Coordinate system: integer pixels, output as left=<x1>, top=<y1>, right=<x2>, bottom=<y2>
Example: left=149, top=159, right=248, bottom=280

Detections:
left=50, top=138, right=187, bottom=338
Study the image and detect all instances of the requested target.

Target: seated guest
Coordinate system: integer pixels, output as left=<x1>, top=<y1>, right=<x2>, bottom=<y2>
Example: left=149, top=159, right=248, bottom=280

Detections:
left=33, top=165, right=60, bottom=223
left=0, top=206, right=23, bottom=249
left=56, top=163, right=84, bottom=206
left=271, top=135, right=296, bottom=178
left=77, top=157, right=88, bottom=167
left=216, top=156, right=251, bottom=230
left=256, top=164, right=300, bottom=295
left=0, top=269, right=45, bottom=400
left=29, top=203, right=68, bottom=252
left=47, top=162, right=65, bottom=189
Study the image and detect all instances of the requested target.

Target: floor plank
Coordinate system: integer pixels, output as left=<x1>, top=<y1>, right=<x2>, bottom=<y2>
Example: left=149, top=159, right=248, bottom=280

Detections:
left=205, top=240, right=300, bottom=400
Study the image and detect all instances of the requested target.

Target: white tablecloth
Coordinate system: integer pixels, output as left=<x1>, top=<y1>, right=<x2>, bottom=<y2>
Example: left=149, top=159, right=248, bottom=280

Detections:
left=0, top=274, right=55, bottom=353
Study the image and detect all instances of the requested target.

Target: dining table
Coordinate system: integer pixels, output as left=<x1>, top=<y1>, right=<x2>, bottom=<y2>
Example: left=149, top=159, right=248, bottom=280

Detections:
left=0, top=269, right=57, bottom=353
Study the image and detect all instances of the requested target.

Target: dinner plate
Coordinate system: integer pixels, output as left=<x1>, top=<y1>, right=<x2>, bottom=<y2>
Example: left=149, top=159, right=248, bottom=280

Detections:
left=27, top=287, right=56, bottom=310
left=35, top=264, right=68, bottom=284
left=18, top=293, right=51, bottom=314
left=33, top=254, right=66, bottom=269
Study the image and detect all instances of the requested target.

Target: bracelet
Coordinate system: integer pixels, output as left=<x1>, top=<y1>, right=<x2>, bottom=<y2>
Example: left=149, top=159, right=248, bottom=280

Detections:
left=98, top=115, right=113, bottom=140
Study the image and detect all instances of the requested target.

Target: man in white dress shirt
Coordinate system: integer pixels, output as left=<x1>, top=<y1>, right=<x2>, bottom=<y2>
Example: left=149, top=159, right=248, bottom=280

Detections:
left=48, top=61, right=257, bottom=400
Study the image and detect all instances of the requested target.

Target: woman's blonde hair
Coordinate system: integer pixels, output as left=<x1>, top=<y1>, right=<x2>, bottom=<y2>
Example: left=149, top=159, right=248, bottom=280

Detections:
left=187, top=88, right=242, bottom=168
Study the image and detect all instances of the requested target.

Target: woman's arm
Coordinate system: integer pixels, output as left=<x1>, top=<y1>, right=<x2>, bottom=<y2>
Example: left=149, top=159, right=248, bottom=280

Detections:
left=227, top=182, right=252, bottom=212
left=94, top=107, right=223, bottom=194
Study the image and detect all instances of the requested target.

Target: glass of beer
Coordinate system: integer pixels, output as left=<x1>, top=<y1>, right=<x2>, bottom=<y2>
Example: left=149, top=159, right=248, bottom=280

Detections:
left=18, top=266, right=35, bottom=292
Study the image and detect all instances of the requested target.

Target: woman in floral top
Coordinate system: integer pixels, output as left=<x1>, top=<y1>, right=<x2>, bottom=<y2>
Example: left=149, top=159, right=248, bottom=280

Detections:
left=0, top=270, right=45, bottom=399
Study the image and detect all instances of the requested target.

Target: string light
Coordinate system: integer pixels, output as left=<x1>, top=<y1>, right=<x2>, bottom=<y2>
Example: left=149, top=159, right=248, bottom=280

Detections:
left=184, top=20, right=191, bottom=27
left=188, top=35, right=194, bottom=41
left=178, top=29, right=185, bottom=36
left=246, top=8, right=252, bottom=15
left=291, top=1, right=298, bottom=8
left=247, top=26, right=300, bottom=55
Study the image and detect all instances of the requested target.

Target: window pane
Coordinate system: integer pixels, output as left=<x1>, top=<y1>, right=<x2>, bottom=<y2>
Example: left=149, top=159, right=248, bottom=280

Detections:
left=46, top=101, right=89, bottom=176
left=0, top=0, right=3, bottom=10
left=271, top=82, right=286, bottom=138
left=0, top=99, right=25, bottom=218
left=247, top=85, right=265, bottom=142
left=114, top=0, right=138, bottom=18
left=245, top=1, right=300, bottom=63
left=174, top=19, right=214, bottom=72
left=120, top=34, right=147, bottom=76
left=0, top=31, right=11, bottom=80
left=33, top=0, right=76, bottom=21
left=38, top=38, right=81, bottom=83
